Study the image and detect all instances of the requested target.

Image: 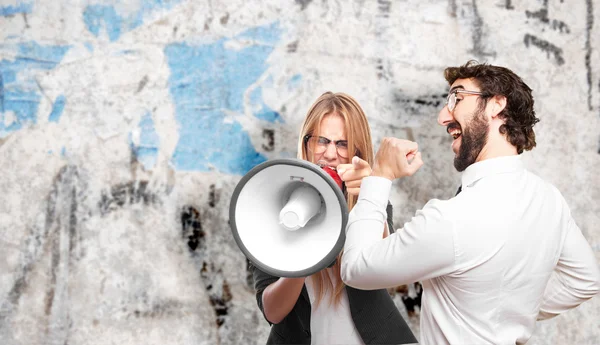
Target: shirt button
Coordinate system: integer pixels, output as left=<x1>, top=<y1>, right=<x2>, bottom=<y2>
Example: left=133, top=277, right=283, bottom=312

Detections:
left=304, top=330, right=310, bottom=336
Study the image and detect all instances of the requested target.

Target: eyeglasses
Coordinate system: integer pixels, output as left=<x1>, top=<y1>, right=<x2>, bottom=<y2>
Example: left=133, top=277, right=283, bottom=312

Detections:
left=445, top=89, right=484, bottom=112
left=304, top=135, right=349, bottom=158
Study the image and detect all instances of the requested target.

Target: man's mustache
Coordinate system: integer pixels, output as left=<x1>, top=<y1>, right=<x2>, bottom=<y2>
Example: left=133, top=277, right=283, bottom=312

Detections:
left=446, top=122, right=461, bottom=134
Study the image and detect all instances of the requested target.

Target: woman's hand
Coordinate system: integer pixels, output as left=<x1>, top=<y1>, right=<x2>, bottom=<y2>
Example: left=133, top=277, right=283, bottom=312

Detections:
left=337, top=156, right=372, bottom=196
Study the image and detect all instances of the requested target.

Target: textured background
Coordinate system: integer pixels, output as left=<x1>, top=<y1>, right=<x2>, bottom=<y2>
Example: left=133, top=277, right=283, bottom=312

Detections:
left=1, top=0, right=599, bottom=344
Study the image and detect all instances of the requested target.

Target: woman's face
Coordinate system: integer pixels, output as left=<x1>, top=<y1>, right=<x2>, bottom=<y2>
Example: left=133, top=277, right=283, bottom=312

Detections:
left=307, top=114, right=350, bottom=168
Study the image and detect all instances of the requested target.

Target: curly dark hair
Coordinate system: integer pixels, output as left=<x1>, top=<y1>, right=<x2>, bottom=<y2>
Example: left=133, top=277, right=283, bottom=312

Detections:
left=444, top=60, right=540, bottom=154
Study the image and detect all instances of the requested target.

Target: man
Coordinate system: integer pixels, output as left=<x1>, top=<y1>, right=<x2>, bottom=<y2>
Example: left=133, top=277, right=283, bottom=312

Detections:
left=338, top=61, right=600, bottom=344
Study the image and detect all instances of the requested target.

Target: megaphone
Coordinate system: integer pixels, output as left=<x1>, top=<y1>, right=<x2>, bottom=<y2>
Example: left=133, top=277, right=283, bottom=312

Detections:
left=229, top=158, right=348, bottom=278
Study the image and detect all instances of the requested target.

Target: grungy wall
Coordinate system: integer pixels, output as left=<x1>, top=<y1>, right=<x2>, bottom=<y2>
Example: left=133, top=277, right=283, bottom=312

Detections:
left=1, top=0, right=599, bottom=344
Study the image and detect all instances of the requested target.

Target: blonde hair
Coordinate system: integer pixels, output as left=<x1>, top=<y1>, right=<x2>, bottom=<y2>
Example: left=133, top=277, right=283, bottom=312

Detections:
left=297, top=91, right=374, bottom=308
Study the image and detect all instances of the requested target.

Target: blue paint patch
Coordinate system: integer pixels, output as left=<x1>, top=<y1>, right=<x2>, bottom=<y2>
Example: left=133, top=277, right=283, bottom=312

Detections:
left=61, top=147, right=66, bottom=156
left=84, top=42, right=94, bottom=52
left=164, top=22, right=284, bottom=175
left=48, top=95, right=66, bottom=123
left=236, top=21, right=281, bottom=45
left=0, top=41, right=70, bottom=137
left=0, top=2, right=33, bottom=16
left=288, top=74, right=302, bottom=88
left=0, top=73, right=4, bottom=113
left=254, top=108, right=282, bottom=123
left=130, top=112, right=159, bottom=170
left=83, top=1, right=182, bottom=42
left=83, top=5, right=122, bottom=42
left=249, top=86, right=282, bottom=123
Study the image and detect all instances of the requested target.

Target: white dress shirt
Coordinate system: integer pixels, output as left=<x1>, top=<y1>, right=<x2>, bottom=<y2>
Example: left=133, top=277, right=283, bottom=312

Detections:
left=305, top=269, right=364, bottom=345
left=341, top=155, right=600, bottom=345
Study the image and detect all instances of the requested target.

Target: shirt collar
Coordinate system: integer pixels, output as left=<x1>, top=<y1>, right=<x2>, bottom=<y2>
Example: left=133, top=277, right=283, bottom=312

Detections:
left=461, top=155, right=524, bottom=188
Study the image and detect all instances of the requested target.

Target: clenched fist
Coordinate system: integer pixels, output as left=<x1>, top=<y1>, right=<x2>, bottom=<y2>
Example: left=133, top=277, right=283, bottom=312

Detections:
left=372, top=138, right=423, bottom=180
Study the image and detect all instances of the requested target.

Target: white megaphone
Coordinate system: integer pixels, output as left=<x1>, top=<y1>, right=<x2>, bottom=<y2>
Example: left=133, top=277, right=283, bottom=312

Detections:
left=229, top=158, right=348, bottom=277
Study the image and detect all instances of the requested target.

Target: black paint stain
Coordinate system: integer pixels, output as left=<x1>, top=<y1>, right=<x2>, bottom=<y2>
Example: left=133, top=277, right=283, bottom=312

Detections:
left=131, top=300, right=184, bottom=318
left=523, top=34, right=565, bottom=65
left=525, top=8, right=570, bottom=34
left=526, top=8, right=549, bottom=23
left=136, top=75, right=148, bottom=93
left=22, top=12, right=30, bottom=28
left=448, top=0, right=457, bottom=17
left=210, top=279, right=232, bottom=327
left=469, top=0, right=497, bottom=59
left=287, top=40, right=299, bottom=53
left=201, top=262, right=232, bottom=327
left=262, top=129, right=275, bottom=151
left=377, top=0, right=391, bottom=17
left=45, top=166, right=80, bottom=319
left=98, top=181, right=159, bottom=215
left=505, top=0, right=514, bottom=10
left=397, top=283, right=423, bottom=317
left=204, top=17, right=212, bottom=31
left=393, top=92, right=446, bottom=113
left=181, top=206, right=205, bottom=252
left=374, top=1, right=392, bottom=80
left=0, top=166, right=82, bottom=329
left=172, top=26, right=178, bottom=37
left=208, top=184, right=220, bottom=208
left=376, top=58, right=388, bottom=80
left=180, top=207, right=233, bottom=328
left=585, top=0, right=594, bottom=111
left=295, top=0, right=312, bottom=11
left=220, top=12, right=229, bottom=25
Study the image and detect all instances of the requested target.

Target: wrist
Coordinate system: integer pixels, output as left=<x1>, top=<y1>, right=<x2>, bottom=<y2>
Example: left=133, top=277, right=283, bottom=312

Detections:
left=371, top=167, right=394, bottom=181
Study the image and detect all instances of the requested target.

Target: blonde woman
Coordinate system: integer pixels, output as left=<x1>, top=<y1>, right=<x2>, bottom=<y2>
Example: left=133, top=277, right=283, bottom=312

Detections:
left=252, top=92, right=416, bottom=344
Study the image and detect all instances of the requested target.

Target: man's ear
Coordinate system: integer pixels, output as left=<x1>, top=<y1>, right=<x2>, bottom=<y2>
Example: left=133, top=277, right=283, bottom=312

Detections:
left=490, top=95, right=507, bottom=118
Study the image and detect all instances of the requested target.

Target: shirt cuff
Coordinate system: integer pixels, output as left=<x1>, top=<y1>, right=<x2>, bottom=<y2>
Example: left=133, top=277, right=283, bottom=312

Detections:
left=358, top=176, right=392, bottom=208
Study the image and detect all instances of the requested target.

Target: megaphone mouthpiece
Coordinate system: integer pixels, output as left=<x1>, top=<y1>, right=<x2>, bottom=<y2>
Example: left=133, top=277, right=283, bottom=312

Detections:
left=279, top=185, right=321, bottom=231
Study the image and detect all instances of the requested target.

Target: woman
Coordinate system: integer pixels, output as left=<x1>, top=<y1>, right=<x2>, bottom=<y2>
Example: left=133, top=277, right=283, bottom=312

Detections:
left=252, top=92, right=416, bottom=344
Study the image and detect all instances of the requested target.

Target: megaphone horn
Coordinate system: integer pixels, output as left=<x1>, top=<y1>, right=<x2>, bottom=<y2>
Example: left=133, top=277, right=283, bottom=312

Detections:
left=229, top=158, right=348, bottom=278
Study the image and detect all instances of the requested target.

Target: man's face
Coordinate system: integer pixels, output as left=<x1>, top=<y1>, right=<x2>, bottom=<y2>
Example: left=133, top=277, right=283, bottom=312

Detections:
left=438, top=78, right=490, bottom=172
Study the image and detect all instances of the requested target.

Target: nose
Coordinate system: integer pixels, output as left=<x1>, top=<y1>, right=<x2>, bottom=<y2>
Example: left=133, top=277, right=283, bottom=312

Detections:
left=438, top=105, right=454, bottom=126
left=322, top=142, right=338, bottom=160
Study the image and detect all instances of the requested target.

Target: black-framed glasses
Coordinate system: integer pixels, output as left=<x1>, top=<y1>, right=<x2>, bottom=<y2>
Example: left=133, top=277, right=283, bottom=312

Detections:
left=304, top=135, right=349, bottom=158
left=445, top=89, right=484, bottom=112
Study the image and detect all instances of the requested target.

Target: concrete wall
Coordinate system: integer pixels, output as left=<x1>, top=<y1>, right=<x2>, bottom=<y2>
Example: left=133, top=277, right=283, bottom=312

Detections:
left=1, top=0, right=598, bottom=344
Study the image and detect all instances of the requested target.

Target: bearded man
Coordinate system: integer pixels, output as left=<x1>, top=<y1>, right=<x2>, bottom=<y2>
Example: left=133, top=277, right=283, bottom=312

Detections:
left=339, top=61, right=600, bottom=345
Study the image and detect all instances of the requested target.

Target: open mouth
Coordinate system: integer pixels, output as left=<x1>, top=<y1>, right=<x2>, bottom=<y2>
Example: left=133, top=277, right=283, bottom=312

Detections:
left=447, top=123, right=462, bottom=140
left=449, top=128, right=462, bottom=140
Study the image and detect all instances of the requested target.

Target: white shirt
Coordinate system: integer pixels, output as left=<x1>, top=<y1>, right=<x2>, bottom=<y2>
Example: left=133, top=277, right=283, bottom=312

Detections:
left=341, top=155, right=600, bottom=345
left=305, top=268, right=364, bottom=345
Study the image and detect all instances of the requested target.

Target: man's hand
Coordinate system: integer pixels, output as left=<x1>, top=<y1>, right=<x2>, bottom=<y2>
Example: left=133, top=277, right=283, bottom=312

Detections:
left=372, top=138, right=423, bottom=180
left=337, top=156, right=372, bottom=196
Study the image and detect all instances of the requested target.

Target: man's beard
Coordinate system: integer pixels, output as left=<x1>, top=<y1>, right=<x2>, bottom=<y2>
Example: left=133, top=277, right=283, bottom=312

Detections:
left=454, top=109, right=489, bottom=172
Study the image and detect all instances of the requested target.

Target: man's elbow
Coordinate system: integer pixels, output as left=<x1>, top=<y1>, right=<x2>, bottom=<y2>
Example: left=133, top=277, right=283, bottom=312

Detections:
left=340, top=259, right=366, bottom=289
left=588, top=266, right=600, bottom=298
left=575, top=266, right=600, bottom=300
left=340, top=259, right=355, bottom=285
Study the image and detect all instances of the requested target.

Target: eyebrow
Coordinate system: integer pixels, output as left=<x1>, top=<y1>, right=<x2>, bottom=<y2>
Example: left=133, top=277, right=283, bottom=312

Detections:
left=319, top=136, right=347, bottom=142
left=448, top=85, right=465, bottom=93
